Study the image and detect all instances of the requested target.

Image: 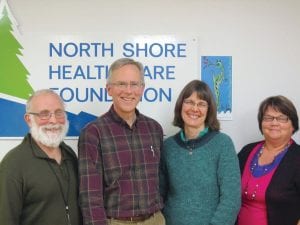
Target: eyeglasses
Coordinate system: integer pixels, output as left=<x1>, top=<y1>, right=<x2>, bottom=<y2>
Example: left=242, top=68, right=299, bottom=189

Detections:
left=109, top=81, right=144, bottom=90
left=28, top=110, right=66, bottom=120
left=183, top=99, right=208, bottom=109
left=262, top=115, right=289, bottom=123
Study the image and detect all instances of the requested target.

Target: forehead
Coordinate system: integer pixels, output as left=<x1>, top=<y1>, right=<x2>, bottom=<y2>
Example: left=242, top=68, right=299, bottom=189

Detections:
left=186, top=91, right=205, bottom=100
left=30, top=93, right=64, bottom=111
left=112, top=64, right=141, bottom=81
left=264, top=106, right=283, bottom=115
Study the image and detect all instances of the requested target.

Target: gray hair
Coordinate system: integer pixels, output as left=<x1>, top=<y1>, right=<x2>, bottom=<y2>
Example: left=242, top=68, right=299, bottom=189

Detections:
left=26, top=89, right=65, bottom=113
left=106, top=58, right=145, bottom=84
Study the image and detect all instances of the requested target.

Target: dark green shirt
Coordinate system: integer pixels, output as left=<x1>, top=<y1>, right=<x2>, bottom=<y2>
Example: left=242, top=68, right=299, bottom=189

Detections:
left=0, top=134, right=82, bottom=225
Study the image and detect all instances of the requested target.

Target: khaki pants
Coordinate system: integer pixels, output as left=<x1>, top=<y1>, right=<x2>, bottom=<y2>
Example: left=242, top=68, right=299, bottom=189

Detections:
left=108, top=211, right=165, bottom=225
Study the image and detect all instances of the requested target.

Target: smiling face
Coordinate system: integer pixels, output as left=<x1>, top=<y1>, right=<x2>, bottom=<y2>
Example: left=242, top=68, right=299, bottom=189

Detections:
left=25, top=92, right=68, bottom=148
left=181, top=91, right=208, bottom=131
left=262, top=106, right=294, bottom=144
left=106, top=64, right=145, bottom=120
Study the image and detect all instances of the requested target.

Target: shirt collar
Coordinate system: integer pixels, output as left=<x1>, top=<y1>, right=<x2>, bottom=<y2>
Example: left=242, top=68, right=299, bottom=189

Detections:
left=180, top=127, right=209, bottom=142
left=109, top=105, right=140, bottom=128
left=26, top=133, right=72, bottom=161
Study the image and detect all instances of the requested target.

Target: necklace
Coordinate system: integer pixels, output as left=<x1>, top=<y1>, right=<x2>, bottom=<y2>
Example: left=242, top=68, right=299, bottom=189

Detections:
left=180, top=128, right=208, bottom=155
left=244, top=183, right=259, bottom=200
left=250, top=142, right=290, bottom=177
left=244, top=141, right=291, bottom=200
left=47, top=159, right=72, bottom=225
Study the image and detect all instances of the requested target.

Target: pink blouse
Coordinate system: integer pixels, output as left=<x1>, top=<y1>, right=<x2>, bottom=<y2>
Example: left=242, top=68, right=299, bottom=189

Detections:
left=238, top=143, right=277, bottom=225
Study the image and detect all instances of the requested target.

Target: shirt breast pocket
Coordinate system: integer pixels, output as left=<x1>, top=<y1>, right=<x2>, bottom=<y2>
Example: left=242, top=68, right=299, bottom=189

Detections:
left=143, top=144, right=159, bottom=164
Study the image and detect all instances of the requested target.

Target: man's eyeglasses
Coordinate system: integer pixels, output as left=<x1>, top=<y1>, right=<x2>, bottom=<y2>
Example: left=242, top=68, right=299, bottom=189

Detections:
left=183, top=99, right=208, bottom=109
left=262, top=115, right=289, bottom=123
left=28, top=110, right=66, bottom=120
left=109, top=81, right=144, bottom=90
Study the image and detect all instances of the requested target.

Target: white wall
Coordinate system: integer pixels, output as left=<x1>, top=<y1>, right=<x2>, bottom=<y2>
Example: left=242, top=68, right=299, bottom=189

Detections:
left=1, top=0, right=300, bottom=160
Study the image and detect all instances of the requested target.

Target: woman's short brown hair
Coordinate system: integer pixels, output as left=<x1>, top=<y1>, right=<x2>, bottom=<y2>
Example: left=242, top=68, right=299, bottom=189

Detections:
left=257, top=95, right=299, bottom=134
left=173, top=80, right=220, bottom=131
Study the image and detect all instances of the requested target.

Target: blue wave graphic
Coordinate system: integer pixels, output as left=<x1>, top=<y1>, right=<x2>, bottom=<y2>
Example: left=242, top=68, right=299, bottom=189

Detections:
left=0, top=98, right=97, bottom=137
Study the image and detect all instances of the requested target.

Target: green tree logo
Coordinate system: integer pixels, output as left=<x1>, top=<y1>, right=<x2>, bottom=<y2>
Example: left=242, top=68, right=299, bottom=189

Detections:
left=0, top=6, right=33, bottom=99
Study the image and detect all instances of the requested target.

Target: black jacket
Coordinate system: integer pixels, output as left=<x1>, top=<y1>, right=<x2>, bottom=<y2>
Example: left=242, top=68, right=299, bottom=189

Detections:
left=238, top=141, right=300, bottom=225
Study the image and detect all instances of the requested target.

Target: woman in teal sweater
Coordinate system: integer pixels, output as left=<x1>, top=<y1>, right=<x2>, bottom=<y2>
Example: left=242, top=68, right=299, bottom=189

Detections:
left=160, top=80, right=241, bottom=225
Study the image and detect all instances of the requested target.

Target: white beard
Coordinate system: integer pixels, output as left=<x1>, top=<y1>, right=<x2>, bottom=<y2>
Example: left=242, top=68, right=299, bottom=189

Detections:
left=30, top=118, right=69, bottom=148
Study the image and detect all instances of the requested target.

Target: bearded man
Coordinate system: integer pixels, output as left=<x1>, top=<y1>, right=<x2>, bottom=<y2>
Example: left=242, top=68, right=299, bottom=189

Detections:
left=0, top=89, right=82, bottom=225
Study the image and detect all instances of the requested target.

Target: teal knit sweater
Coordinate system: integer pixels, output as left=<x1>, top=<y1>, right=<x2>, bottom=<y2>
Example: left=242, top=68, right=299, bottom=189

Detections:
left=160, top=131, right=241, bottom=225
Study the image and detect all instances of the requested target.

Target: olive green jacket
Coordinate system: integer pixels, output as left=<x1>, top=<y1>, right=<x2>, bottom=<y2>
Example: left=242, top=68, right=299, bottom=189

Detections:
left=0, top=134, right=82, bottom=225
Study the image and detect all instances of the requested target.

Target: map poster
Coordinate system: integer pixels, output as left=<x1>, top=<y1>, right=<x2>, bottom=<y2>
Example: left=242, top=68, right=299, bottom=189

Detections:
left=201, top=56, right=232, bottom=120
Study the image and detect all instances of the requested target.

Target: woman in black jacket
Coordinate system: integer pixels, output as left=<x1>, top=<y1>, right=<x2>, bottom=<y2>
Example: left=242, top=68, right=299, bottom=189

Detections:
left=236, top=95, right=300, bottom=225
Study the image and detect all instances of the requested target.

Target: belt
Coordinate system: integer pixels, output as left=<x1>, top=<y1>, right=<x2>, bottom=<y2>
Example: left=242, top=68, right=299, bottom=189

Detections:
left=108, top=213, right=153, bottom=222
